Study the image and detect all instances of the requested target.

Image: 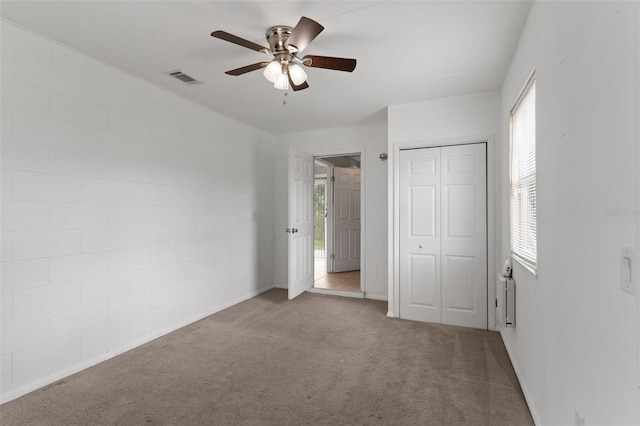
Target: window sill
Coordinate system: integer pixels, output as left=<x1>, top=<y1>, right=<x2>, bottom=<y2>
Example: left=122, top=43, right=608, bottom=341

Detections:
left=511, top=254, right=538, bottom=278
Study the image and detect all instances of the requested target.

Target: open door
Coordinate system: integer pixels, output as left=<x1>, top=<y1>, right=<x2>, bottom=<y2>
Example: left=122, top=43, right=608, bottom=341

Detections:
left=332, top=166, right=361, bottom=273
left=288, top=146, right=314, bottom=299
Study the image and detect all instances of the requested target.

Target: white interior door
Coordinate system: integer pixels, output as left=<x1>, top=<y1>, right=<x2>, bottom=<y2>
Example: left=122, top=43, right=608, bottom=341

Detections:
left=399, top=143, right=487, bottom=329
left=399, top=148, right=442, bottom=323
left=440, top=144, right=487, bottom=328
left=288, top=146, right=314, bottom=300
left=332, top=167, right=361, bottom=273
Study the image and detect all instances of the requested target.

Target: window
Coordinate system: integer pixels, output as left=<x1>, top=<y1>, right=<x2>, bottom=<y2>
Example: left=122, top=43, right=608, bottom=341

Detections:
left=510, top=75, right=537, bottom=273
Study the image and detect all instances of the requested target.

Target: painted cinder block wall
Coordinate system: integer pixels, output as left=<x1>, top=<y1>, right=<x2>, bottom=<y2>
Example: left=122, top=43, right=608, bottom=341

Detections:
left=0, top=21, right=276, bottom=402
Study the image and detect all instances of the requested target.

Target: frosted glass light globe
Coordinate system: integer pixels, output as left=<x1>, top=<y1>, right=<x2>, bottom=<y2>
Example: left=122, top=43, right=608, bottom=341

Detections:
left=274, top=73, right=289, bottom=90
left=263, top=61, right=283, bottom=83
left=288, top=63, right=307, bottom=86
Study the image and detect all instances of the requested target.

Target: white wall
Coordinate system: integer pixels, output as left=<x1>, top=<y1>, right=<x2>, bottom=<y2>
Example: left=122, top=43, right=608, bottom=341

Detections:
left=0, top=21, right=276, bottom=402
left=387, top=92, right=500, bottom=324
left=388, top=92, right=500, bottom=143
left=497, top=2, right=639, bottom=424
left=273, top=122, right=388, bottom=300
left=637, top=2, right=640, bottom=418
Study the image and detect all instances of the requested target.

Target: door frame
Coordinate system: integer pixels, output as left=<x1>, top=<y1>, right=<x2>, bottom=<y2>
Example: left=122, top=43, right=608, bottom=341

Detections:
left=298, top=147, right=366, bottom=295
left=388, top=136, right=497, bottom=330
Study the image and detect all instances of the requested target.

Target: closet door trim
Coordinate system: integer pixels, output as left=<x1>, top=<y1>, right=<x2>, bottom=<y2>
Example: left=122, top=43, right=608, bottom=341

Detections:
left=389, top=136, right=496, bottom=331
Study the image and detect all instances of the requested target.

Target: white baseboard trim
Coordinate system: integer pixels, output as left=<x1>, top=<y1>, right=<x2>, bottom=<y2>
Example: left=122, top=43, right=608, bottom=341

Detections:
left=307, top=287, right=364, bottom=299
left=364, top=293, right=388, bottom=301
left=499, top=329, right=541, bottom=425
left=0, top=286, right=274, bottom=405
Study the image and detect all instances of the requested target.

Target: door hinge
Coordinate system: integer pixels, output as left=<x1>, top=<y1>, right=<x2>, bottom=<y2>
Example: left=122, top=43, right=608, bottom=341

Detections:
left=330, top=176, right=335, bottom=182
left=495, top=298, right=498, bottom=308
left=330, top=253, right=335, bottom=260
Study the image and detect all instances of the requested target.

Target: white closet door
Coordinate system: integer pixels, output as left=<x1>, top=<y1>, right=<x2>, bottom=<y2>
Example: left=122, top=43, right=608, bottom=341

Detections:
left=399, top=144, right=487, bottom=329
left=399, top=148, right=442, bottom=323
left=440, top=144, right=487, bottom=329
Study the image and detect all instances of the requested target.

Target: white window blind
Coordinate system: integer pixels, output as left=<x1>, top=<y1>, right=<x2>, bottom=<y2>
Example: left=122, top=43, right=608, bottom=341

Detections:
left=510, top=77, right=537, bottom=272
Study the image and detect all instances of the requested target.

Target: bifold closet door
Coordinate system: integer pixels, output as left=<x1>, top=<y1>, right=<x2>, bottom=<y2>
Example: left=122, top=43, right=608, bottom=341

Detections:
left=440, top=144, right=487, bottom=328
left=399, top=147, right=442, bottom=324
left=399, top=144, right=487, bottom=329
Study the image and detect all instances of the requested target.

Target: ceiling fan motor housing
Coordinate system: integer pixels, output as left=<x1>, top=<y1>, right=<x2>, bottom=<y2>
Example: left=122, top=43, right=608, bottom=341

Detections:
left=266, top=26, right=295, bottom=60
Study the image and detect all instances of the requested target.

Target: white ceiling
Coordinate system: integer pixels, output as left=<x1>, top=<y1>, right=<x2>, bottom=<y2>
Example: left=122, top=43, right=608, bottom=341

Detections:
left=0, top=1, right=532, bottom=135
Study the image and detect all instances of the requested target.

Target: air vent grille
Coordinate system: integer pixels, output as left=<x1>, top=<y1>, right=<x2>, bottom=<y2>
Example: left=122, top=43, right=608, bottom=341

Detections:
left=167, top=69, right=202, bottom=85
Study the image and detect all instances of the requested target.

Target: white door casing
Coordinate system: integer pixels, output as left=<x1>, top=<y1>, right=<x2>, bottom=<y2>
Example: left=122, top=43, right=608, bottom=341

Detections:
left=333, top=167, right=361, bottom=273
left=288, top=146, right=314, bottom=299
left=399, top=143, right=487, bottom=329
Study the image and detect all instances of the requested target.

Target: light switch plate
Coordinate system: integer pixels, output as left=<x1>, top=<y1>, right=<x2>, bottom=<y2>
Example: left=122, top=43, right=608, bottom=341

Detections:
left=621, top=247, right=636, bottom=295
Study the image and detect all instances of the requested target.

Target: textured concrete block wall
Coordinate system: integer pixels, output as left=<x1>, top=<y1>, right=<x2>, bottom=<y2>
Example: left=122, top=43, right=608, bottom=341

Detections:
left=0, top=22, right=276, bottom=401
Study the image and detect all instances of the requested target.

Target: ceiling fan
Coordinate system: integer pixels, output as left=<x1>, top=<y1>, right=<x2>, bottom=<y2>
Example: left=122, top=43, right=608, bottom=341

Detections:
left=211, top=16, right=357, bottom=91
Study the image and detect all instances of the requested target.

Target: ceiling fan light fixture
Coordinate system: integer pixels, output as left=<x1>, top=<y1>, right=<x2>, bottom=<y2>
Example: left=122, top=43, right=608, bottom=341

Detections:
left=274, top=73, right=289, bottom=90
left=212, top=16, right=356, bottom=92
left=288, top=63, right=307, bottom=86
left=263, top=60, right=283, bottom=83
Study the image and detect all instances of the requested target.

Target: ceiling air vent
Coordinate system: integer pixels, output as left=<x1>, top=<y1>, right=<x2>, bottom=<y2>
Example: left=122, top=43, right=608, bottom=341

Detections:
left=167, top=69, right=202, bottom=85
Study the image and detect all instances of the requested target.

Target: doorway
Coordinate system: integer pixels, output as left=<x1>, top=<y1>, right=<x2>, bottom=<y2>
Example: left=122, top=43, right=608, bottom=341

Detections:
left=313, top=155, right=362, bottom=295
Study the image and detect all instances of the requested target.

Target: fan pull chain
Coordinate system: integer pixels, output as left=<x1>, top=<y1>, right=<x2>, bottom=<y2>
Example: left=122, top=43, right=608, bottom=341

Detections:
left=283, top=91, right=288, bottom=105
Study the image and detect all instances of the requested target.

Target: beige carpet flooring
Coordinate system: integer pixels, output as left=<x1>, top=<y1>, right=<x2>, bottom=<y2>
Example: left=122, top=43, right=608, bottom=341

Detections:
left=0, top=289, right=533, bottom=425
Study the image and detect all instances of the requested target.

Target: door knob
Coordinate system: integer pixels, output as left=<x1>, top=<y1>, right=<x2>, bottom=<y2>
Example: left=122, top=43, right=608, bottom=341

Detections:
left=292, top=228, right=298, bottom=233
left=418, top=244, right=424, bottom=249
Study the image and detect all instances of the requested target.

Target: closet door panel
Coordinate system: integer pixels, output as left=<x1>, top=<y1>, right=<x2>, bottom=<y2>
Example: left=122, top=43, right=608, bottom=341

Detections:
left=399, top=148, right=441, bottom=323
left=441, top=144, right=487, bottom=329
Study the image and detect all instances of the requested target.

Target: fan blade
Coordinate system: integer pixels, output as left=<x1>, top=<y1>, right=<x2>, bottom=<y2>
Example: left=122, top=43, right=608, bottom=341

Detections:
left=225, top=62, right=270, bottom=76
left=211, top=30, right=270, bottom=54
left=288, top=73, right=309, bottom=91
left=284, top=17, right=324, bottom=53
left=302, top=55, right=357, bottom=72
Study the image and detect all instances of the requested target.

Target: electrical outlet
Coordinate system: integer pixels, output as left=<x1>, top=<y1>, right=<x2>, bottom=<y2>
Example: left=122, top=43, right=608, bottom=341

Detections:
left=575, top=407, right=585, bottom=426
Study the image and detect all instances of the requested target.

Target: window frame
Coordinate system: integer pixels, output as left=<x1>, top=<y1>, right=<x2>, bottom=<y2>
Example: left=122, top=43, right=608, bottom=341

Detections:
left=509, top=71, right=537, bottom=275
